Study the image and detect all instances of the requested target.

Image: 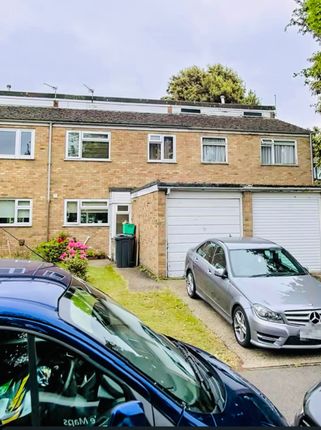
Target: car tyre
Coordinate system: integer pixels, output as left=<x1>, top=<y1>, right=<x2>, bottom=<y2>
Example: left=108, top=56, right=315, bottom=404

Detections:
left=186, top=271, right=198, bottom=299
left=233, top=306, right=251, bottom=348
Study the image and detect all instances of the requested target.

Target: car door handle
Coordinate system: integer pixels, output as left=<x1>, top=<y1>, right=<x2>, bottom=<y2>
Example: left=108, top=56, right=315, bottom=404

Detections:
left=194, top=257, right=199, bottom=262
left=208, top=268, right=212, bottom=274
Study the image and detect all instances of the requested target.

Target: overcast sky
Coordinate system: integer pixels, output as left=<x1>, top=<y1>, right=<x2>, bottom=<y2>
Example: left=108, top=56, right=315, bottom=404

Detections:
left=0, top=0, right=320, bottom=128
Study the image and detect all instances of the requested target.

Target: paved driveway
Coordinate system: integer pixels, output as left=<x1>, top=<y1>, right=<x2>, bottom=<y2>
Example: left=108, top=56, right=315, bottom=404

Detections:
left=166, top=279, right=321, bottom=369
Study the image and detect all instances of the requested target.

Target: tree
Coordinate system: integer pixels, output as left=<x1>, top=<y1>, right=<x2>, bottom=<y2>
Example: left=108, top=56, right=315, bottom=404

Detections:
left=312, top=127, right=321, bottom=166
left=164, top=64, right=260, bottom=105
left=288, top=0, right=321, bottom=111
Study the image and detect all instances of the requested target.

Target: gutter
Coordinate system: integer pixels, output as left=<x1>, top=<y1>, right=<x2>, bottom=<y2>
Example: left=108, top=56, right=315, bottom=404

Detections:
left=310, top=132, right=314, bottom=184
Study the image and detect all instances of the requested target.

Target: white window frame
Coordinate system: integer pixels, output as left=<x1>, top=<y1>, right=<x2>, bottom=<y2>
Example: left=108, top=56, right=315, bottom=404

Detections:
left=0, top=199, right=32, bottom=226
left=0, top=129, right=35, bottom=159
left=64, top=199, right=109, bottom=226
left=261, top=138, right=298, bottom=165
left=65, top=131, right=111, bottom=161
left=147, top=134, right=176, bottom=163
left=201, top=136, right=228, bottom=164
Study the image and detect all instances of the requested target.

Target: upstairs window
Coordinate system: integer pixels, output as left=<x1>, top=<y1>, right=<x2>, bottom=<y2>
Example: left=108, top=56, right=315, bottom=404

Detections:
left=148, top=134, right=175, bottom=162
left=65, top=200, right=109, bottom=225
left=66, top=131, right=110, bottom=160
left=202, top=137, right=227, bottom=163
left=261, top=139, right=297, bottom=165
left=0, top=129, right=34, bottom=159
left=0, top=199, right=32, bottom=226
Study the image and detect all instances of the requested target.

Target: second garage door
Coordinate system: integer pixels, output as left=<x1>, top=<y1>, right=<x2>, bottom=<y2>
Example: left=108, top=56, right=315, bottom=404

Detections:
left=253, top=193, right=321, bottom=272
left=167, top=191, right=242, bottom=277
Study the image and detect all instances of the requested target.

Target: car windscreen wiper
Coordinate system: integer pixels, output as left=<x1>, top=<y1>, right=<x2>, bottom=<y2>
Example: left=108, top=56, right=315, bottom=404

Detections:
left=173, top=342, right=215, bottom=405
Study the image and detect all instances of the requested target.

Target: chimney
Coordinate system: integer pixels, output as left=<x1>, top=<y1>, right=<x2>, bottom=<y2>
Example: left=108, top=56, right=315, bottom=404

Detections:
left=53, top=100, right=59, bottom=108
left=167, top=105, right=173, bottom=114
left=220, top=95, right=225, bottom=104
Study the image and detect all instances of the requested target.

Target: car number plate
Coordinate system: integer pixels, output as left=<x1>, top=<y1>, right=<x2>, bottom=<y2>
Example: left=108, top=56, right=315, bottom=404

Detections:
left=300, top=324, right=321, bottom=340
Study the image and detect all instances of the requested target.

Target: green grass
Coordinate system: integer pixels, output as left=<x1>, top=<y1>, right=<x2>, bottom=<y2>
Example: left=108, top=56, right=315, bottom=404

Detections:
left=88, top=265, right=240, bottom=368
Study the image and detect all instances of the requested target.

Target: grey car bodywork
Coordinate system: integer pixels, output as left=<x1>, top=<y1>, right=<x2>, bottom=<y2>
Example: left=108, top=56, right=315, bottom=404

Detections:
left=185, top=237, right=321, bottom=349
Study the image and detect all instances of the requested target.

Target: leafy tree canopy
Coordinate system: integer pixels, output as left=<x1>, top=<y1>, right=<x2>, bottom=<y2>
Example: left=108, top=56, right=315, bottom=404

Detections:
left=164, top=64, right=260, bottom=105
left=288, top=0, right=321, bottom=111
left=312, top=126, right=321, bottom=166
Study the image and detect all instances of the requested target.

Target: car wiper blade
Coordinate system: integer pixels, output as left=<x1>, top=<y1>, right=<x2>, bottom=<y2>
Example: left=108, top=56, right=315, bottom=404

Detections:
left=250, top=273, right=275, bottom=277
left=174, top=342, right=214, bottom=402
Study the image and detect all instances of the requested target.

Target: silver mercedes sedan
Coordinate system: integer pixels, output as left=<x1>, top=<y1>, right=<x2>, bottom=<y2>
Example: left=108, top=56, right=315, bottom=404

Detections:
left=185, top=237, right=321, bottom=349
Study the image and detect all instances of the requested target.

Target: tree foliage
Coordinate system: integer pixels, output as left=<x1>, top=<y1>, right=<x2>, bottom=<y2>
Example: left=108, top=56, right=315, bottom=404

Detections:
left=312, top=127, right=321, bottom=166
left=164, top=64, right=260, bottom=105
left=288, top=0, right=321, bottom=111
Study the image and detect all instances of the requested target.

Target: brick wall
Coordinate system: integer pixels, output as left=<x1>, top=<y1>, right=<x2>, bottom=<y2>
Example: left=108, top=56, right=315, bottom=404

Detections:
left=132, top=190, right=166, bottom=276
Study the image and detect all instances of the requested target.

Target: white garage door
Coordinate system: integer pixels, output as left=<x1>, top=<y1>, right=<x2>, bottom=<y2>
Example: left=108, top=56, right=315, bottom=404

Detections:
left=253, top=193, right=321, bottom=272
left=167, top=191, right=242, bottom=277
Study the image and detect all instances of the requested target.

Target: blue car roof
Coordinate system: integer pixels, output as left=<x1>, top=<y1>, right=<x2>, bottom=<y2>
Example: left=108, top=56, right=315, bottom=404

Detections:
left=0, top=259, right=71, bottom=311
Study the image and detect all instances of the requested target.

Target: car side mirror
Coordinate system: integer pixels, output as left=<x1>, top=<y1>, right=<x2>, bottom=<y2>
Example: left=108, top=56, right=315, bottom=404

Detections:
left=109, top=400, right=150, bottom=427
left=214, top=267, right=228, bottom=278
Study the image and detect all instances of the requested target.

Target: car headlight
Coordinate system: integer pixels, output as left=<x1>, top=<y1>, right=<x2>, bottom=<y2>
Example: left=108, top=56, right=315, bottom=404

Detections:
left=253, top=304, right=284, bottom=323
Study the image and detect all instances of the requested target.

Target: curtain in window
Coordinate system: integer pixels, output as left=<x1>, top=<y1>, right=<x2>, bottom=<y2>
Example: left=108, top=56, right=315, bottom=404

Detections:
left=261, top=145, right=272, bottom=164
left=67, top=202, right=78, bottom=223
left=0, top=200, right=15, bottom=223
left=274, top=144, right=295, bottom=164
left=203, top=145, right=226, bottom=162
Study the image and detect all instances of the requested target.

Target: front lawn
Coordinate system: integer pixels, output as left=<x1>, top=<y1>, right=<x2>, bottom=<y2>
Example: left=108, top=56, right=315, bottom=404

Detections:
left=88, top=265, right=240, bottom=368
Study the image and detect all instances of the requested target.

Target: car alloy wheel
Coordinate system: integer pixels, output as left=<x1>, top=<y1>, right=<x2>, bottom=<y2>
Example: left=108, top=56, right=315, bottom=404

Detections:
left=233, top=306, right=251, bottom=348
left=186, top=272, right=197, bottom=299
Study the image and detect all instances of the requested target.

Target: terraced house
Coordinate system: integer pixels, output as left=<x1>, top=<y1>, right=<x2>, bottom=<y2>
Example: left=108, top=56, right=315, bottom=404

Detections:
left=0, top=91, right=318, bottom=277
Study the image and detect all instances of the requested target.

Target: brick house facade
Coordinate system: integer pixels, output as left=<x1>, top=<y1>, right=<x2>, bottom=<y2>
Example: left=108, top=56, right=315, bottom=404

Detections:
left=0, top=92, right=318, bottom=277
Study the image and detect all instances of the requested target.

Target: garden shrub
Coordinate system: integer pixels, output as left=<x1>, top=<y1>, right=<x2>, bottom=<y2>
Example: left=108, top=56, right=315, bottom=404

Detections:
left=35, top=232, right=69, bottom=263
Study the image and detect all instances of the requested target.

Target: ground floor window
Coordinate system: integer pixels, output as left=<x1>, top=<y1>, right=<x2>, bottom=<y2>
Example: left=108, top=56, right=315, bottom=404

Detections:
left=65, top=200, right=109, bottom=226
left=0, top=199, right=32, bottom=226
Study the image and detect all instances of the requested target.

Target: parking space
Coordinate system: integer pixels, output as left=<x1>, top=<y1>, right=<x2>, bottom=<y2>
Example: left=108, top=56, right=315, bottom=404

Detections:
left=166, top=279, right=321, bottom=369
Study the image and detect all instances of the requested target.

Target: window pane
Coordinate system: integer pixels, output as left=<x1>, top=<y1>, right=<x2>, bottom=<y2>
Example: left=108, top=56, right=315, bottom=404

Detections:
left=83, top=133, right=109, bottom=140
left=21, top=132, right=32, bottom=156
left=81, top=201, right=108, bottom=208
left=203, top=137, right=226, bottom=145
left=0, top=330, right=31, bottom=426
left=213, top=246, right=226, bottom=270
left=17, top=200, right=30, bottom=207
left=67, top=201, right=78, bottom=223
left=67, top=132, right=80, bottom=157
left=116, top=213, right=130, bottom=234
left=149, top=142, right=161, bottom=160
left=164, top=136, right=174, bottom=160
left=0, top=200, right=15, bottom=223
left=82, top=141, right=109, bottom=159
left=261, top=145, right=272, bottom=164
left=274, top=144, right=295, bottom=164
left=35, top=337, right=132, bottom=426
left=203, top=144, right=226, bottom=162
left=117, top=205, right=129, bottom=212
left=80, top=210, right=108, bottom=224
left=17, top=209, right=30, bottom=223
left=0, top=131, right=16, bottom=155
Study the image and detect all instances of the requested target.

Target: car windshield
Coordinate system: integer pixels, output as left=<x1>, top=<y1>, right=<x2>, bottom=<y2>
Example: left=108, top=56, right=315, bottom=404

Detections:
left=59, top=279, right=215, bottom=412
left=229, top=247, right=306, bottom=278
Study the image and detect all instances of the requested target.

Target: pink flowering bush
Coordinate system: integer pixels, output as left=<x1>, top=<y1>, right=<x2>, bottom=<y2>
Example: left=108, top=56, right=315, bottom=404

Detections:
left=59, top=239, right=89, bottom=280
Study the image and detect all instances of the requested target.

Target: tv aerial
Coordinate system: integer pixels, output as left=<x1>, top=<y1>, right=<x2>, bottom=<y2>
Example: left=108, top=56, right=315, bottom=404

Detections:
left=43, top=83, right=58, bottom=98
left=83, top=83, right=95, bottom=102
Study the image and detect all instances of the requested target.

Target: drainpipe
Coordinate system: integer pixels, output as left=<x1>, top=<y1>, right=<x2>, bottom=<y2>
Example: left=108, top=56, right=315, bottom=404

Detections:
left=310, top=132, right=314, bottom=184
left=46, top=122, right=53, bottom=241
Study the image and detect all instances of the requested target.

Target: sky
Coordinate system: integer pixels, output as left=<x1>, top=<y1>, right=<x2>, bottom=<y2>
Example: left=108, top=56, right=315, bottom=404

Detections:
left=0, top=0, right=320, bottom=129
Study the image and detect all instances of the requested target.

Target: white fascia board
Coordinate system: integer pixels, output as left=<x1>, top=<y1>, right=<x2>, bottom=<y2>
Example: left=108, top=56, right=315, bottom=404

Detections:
left=131, top=184, right=159, bottom=198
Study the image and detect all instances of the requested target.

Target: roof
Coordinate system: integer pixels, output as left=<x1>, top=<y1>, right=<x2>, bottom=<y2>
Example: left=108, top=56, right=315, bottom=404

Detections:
left=215, top=237, right=278, bottom=249
left=0, top=105, right=310, bottom=135
left=0, top=259, right=71, bottom=287
left=0, top=90, right=275, bottom=110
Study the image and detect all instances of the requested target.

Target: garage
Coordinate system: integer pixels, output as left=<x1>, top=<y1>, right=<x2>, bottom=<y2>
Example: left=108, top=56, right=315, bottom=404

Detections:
left=253, top=193, right=321, bottom=272
left=167, top=191, right=242, bottom=277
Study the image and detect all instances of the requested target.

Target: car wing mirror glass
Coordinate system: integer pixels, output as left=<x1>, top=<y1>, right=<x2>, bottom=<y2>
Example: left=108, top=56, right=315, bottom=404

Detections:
left=108, top=400, right=150, bottom=427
